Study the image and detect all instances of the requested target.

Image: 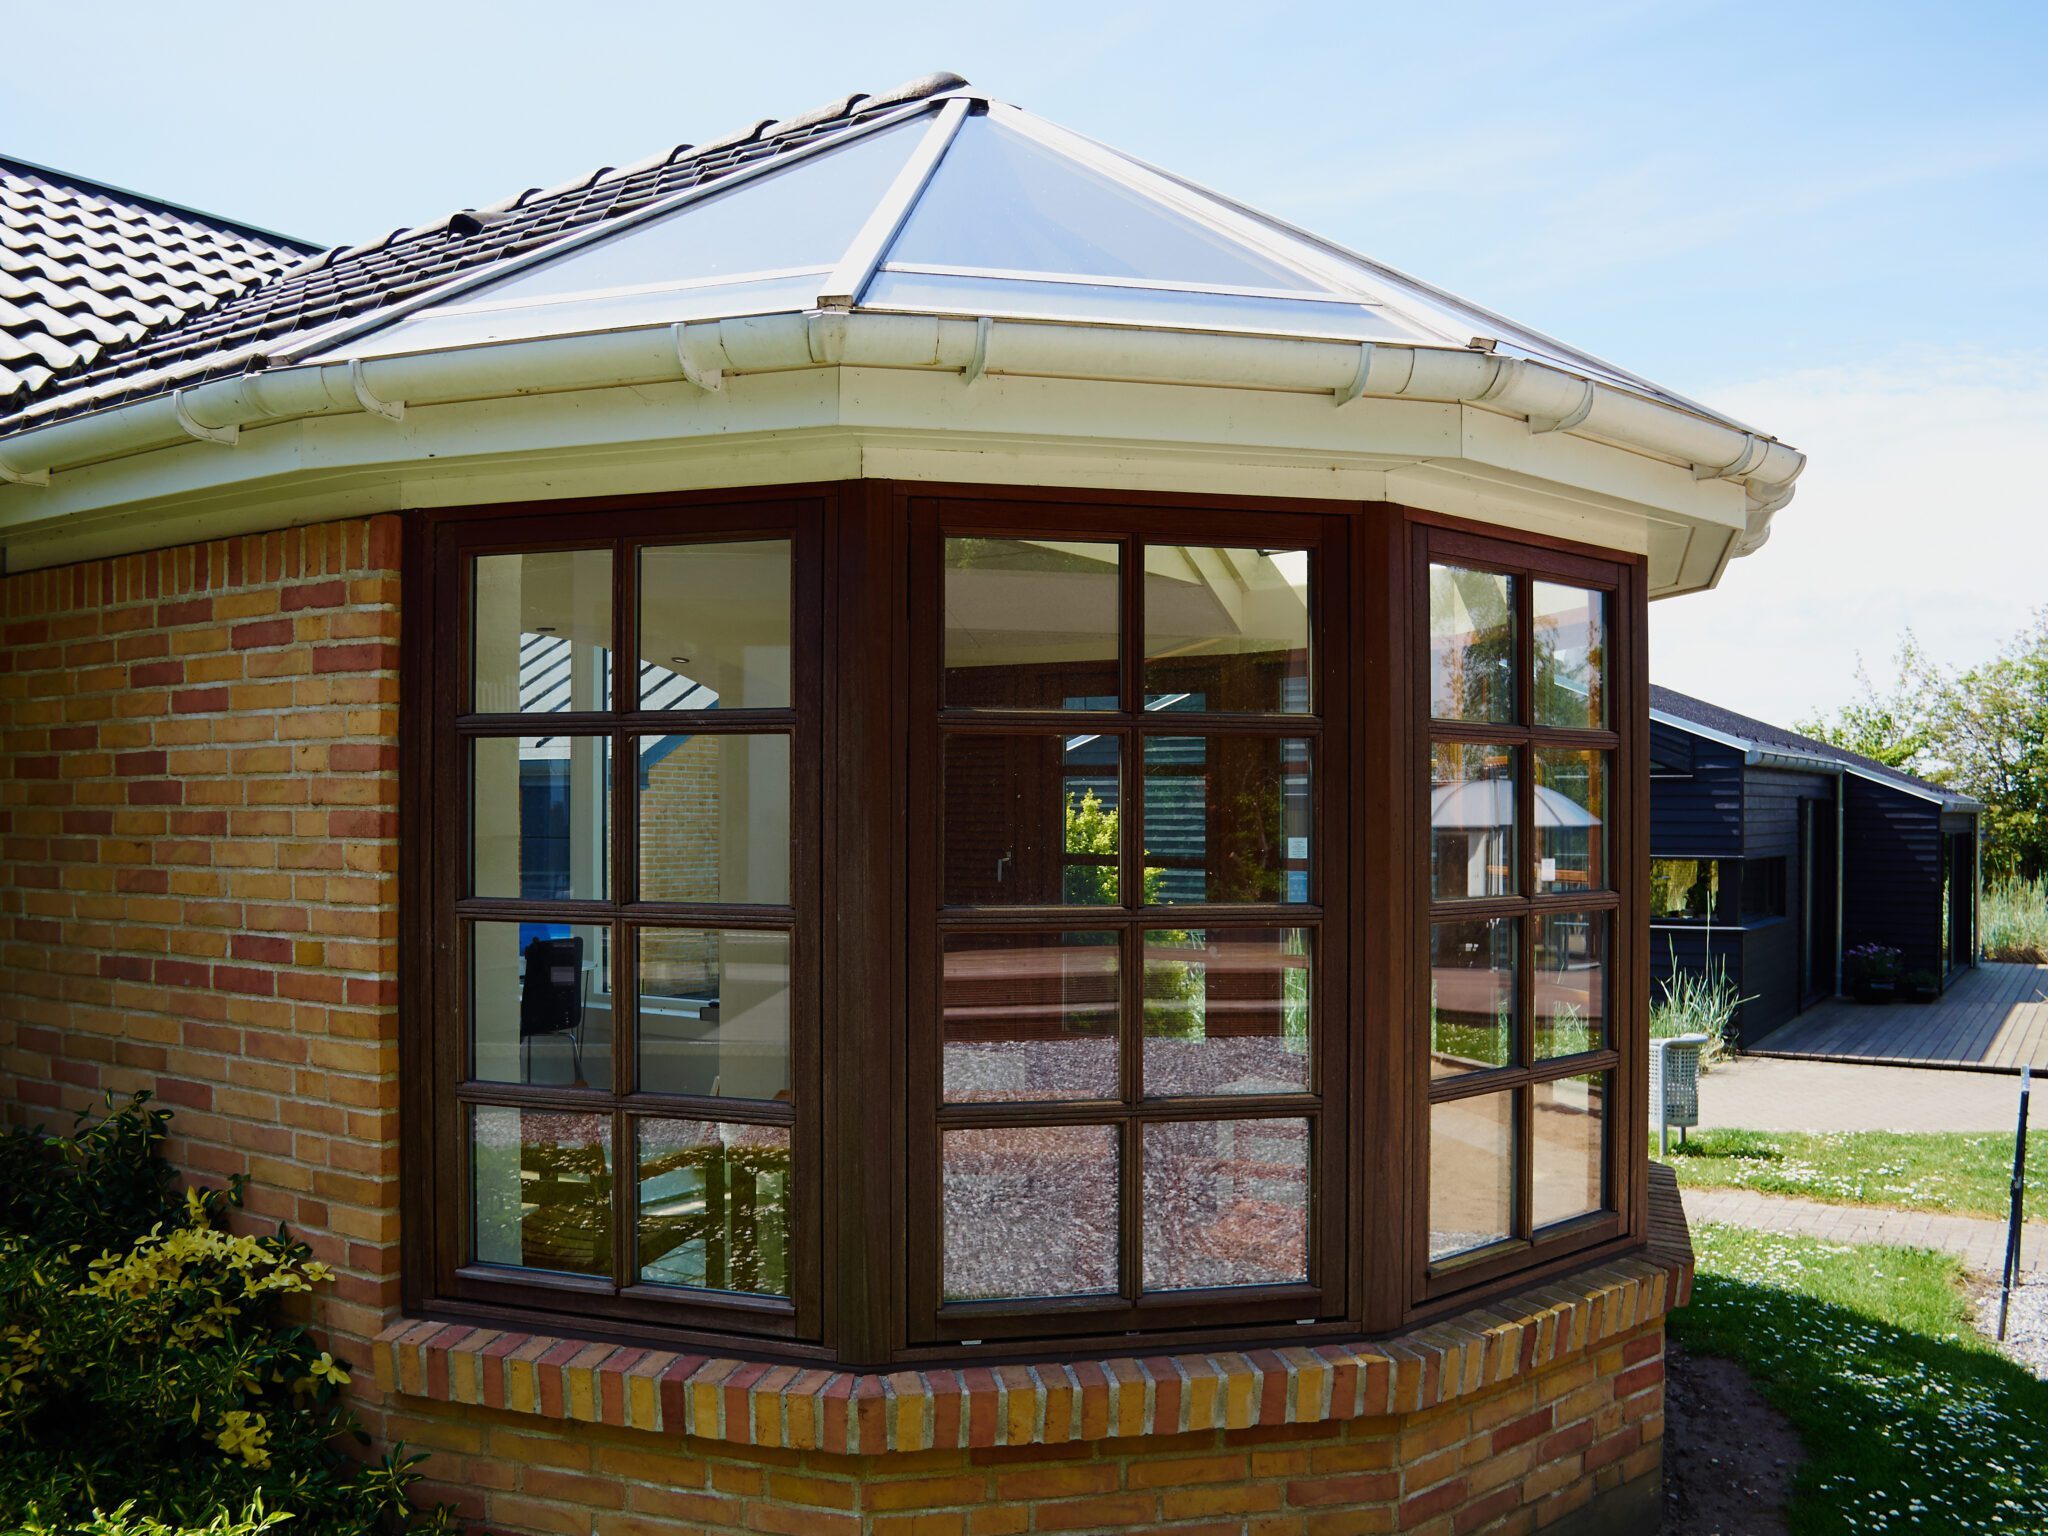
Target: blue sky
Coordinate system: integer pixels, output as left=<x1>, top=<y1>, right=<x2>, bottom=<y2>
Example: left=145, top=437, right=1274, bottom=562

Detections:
left=13, top=0, right=2047, bottom=726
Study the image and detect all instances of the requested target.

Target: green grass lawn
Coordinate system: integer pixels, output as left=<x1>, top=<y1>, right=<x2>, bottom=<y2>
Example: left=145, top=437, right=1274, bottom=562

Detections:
left=1656, top=1128, right=2048, bottom=1218
left=1674, top=1224, right=2048, bottom=1534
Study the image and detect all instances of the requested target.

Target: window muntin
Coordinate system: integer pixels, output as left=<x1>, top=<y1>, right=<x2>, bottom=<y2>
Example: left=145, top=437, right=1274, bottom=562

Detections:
left=917, top=514, right=1342, bottom=1341
left=1422, top=537, right=1625, bottom=1284
left=437, top=515, right=814, bottom=1339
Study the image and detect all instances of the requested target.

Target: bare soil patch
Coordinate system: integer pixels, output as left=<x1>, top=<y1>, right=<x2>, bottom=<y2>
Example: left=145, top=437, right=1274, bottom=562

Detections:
left=1663, top=1336, right=1802, bottom=1536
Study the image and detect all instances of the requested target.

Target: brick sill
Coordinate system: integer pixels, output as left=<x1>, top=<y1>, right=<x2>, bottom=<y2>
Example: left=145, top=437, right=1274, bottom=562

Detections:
left=374, top=1167, right=1692, bottom=1456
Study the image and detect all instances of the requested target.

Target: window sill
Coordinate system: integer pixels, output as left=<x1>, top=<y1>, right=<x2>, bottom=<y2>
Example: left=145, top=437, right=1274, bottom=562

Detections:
left=374, top=1169, right=1692, bottom=1454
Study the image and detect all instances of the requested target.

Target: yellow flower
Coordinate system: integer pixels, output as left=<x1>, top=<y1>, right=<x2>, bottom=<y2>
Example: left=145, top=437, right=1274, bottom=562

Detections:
left=308, top=1351, right=351, bottom=1386
left=215, top=1409, right=272, bottom=1469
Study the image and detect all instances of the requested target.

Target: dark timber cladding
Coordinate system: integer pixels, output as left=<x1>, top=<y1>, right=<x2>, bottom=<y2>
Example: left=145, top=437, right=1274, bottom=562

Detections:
left=397, top=481, right=1651, bottom=1367
left=1648, top=685, right=1980, bottom=1041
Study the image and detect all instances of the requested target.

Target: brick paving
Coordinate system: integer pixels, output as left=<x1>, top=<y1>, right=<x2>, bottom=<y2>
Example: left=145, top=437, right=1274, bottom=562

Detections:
left=1682, top=1186, right=2048, bottom=1275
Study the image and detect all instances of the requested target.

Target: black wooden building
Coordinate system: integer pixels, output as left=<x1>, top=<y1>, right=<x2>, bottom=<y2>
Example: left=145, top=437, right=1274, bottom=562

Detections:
left=1649, top=687, right=1981, bottom=1041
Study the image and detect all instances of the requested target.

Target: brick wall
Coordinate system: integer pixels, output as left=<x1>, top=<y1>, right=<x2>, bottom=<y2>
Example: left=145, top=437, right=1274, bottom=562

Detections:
left=0, top=515, right=403, bottom=1346
left=377, top=1318, right=1666, bottom=1536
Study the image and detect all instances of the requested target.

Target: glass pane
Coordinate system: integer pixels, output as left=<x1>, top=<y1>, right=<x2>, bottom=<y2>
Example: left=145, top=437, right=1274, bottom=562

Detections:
left=638, top=930, right=791, bottom=1101
left=1142, top=546, right=1310, bottom=713
left=1430, top=743, right=1516, bottom=900
left=1429, top=1093, right=1512, bottom=1262
left=470, top=1107, right=613, bottom=1278
left=638, top=540, right=791, bottom=710
left=471, top=735, right=611, bottom=901
left=1429, top=918, right=1516, bottom=1077
left=469, top=921, right=612, bottom=1088
left=943, top=537, right=1120, bottom=710
left=636, top=1118, right=791, bottom=1297
left=941, top=931, right=1119, bottom=1103
left=1142, top=929, right=1311, bottom=1097
left=1533, top=582, right=1607, bottom=729
left=1532, top=1074, right=1607, bottom=1230
left=1651, top=858, right=1724, bottom=924
left=1142, top=735, right=1312, bottom=905
left=1428, top=564, right=1513, bottom=723
left=942, top=733, right=1120, bottom=906
left=1536, top=913, right=1607, bottom=1060
left=1141, top=1118, right=1309, bottom=1291
left=893, top=115, right=1329, bottom=290
left=637, top=733, right=790, bottom=905
left=471, top=549, right=612, bottom=715
left=1534, top=749, right=1608, bottom=894
left=942, top=1124, right=1118, bottom=1301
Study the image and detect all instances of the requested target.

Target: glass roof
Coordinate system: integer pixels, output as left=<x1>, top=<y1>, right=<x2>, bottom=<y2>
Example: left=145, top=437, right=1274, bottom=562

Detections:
left=320, top=93, right=1711, bottom=416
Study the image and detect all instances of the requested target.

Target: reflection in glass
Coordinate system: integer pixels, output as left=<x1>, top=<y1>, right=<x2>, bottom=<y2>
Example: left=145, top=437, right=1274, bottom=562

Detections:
left=472, top=549, right=612, bottom=715
left=943, top=734, right=1120, bottom=905
left=1534, top=750, right=1607, bottom=893
left=1534, top=582, right=1606, bottom=729
left=1429, top=564, right=1513, bottom=723
left=1430, top=743, right=1516, bottom=900
left=636, top=1119, right=791, bottom=1297
left=1142, top=1118, right=1309, bottom=1291
left=943, top=538, right=1120, bottom=710
left=1532, top=1074, right=1606, bottom=1230
left=1429, top=919, right=1515, bottom=1077
left=471, top=736, right=611, bottom=901
left=637, top=733, right=790, bottom=905
left=1143, top=546, right=1310, bottom=713
left=1142, top=736, right=1311, bottom=905
left=942, top=1124, right=1118, bottom=1300
left=638, top=930, right=791, bottom=1101
left=470, top=921, right=611, bottom=1088
left=1429, top=1093, right=1512, bottom=1262
left=471, top=1107, right=613, bottom=1278
left=1142, top=929, right=1311, bottom=1097
left=1651, top=858, right=1726, bottom=924
left=941, top=931, right=1119, bottom=1102
left=1535, top=913, right=1607, bottom=1060
left=638, top=540, right=791, bottom=711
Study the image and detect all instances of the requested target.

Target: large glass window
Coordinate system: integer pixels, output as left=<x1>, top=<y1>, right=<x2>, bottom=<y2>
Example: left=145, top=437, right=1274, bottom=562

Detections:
left=1424, top=549, right=1623, bottom=1279
left=434, top=507, right=814, bottom=1338
left=1651, top=858, right=1730, bottom=925
left=919, top=514, right=1339, bottom=1340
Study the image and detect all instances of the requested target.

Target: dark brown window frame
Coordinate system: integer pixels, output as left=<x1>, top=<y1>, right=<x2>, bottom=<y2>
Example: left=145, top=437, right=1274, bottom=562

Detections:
left=397, top=482, right=1648, bottom=1366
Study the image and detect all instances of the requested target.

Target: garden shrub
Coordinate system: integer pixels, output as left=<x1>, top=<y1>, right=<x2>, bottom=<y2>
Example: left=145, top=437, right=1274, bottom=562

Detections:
left=0, top=1094, right=451, bottom=1536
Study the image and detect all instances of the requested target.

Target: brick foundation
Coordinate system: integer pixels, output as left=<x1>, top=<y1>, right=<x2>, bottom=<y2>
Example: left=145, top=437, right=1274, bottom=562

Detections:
left=2, top=514, right=1681, bottom=1536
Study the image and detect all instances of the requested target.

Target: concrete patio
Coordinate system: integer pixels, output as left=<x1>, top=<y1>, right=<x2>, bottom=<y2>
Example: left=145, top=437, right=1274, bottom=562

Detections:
left=1746, top=962, right=2048, bottom=1074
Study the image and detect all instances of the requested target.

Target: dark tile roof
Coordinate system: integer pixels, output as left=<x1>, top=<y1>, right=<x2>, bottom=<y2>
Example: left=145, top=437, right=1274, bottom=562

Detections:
left=1649, top=684, right=1978, bottom=809
left=0, top=157, right=319, bottom=402
left=2, top=72, right=967, bottom=431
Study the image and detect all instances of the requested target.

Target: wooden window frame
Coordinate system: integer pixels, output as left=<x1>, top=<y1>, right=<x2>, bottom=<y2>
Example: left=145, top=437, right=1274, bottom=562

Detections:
left=397, top=483, right=1648, bottom=1363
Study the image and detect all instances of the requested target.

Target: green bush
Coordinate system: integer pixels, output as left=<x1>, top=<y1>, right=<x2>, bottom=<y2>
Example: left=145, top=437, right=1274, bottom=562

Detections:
left=0, top=1094, right=451, bottom=1536
left=1982, top=874, right=2048, bottom=962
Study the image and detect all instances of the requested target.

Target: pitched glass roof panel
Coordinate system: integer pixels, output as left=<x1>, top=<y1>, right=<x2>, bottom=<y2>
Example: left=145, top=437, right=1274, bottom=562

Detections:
left=887, top=115, right=1336, bottom=293
left=862, top=270, right=1432, bottom=343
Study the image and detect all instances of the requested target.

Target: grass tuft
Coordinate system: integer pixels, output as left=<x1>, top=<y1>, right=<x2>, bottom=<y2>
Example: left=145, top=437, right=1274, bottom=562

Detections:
left=1983, top=876, right=2048, bottom=964
left=1658, top=1128, right=2046, bottom=1218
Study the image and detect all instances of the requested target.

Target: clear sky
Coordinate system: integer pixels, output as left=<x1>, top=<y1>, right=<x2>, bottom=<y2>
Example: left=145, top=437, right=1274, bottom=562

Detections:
left=11, top=0, right=2046, bottom=729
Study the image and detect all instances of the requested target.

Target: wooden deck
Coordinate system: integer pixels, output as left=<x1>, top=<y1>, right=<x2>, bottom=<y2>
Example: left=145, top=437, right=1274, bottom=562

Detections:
left=1745, top=962, right=2048, bottom=1073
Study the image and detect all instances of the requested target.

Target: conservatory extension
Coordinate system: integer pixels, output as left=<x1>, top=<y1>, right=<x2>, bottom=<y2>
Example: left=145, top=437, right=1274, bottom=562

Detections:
left=0, top=74, right=1802, bottom=1536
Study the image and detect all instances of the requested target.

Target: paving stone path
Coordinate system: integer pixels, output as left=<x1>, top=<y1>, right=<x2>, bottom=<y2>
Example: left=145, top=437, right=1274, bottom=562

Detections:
left=1682, top=1186, right=2048, bottom=1276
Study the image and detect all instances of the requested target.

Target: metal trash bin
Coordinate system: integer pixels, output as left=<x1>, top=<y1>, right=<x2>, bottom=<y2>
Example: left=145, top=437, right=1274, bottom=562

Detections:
left=1651, top=1034, right=1709, bottom=1154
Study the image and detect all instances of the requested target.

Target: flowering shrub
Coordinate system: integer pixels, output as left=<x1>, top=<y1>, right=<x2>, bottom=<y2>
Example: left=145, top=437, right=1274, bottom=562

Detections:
left=1844, top=943, right=1905, bottom=988
left=0, top=1094, right=451, bottom=1536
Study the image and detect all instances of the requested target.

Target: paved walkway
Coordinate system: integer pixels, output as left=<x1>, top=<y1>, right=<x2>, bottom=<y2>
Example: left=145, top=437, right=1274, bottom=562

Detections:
left=1682, top=1186, right=2048, bottom=1276
left=1699, top=1055, right=2030, bottom=1133
left=1746, top=962, right=2048, bottom=1073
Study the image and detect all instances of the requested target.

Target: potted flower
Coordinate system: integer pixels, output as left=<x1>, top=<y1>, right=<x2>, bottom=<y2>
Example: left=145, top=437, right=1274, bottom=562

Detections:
left=1902, top=969, right=1940, bottom=1003
left=1843, top=943, right=1903, bottom=1003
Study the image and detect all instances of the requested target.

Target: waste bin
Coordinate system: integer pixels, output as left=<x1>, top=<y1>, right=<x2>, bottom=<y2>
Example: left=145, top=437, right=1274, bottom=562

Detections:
left=1651, top=1034, right=1709, bottom=1154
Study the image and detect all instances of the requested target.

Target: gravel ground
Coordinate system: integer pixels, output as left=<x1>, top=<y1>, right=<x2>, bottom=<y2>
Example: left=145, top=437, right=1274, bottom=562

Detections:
left=1977, top=1275, right=2048, bottom=1378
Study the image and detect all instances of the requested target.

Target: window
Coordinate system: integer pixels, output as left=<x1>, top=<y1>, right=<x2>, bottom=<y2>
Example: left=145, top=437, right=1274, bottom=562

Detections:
left=1422, top=533, right=1625, bottom=1291
left=1651, top=858, right=1731, bottom=924
left=909, top=507, right=1347, bottom=1342
left=422, top=501, right=819, bottom=1339
left=1742, top=857, right=1787, bottom=920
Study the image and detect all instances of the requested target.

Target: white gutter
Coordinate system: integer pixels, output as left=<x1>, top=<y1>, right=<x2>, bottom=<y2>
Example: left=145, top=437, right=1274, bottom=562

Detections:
left=0, top=312, right=1803, bottom=532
